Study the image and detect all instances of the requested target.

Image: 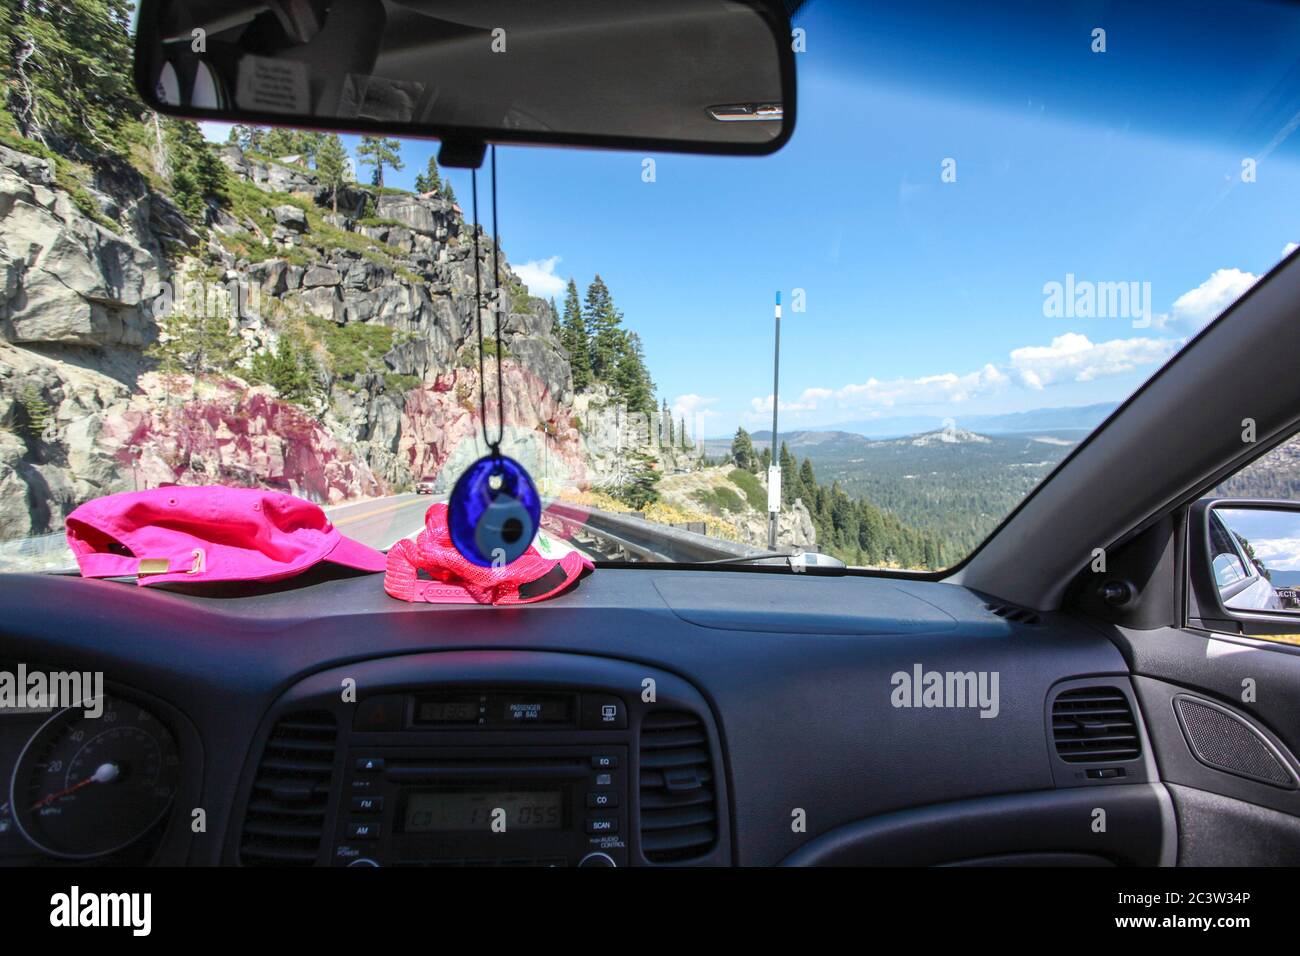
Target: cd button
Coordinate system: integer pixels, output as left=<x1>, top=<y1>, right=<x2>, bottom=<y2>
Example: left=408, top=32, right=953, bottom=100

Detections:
left=587, top=791, right=618, bottom=808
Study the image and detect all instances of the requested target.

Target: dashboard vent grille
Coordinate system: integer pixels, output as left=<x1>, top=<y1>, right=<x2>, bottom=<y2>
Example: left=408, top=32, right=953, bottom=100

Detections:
left=240, top=711, right=338, bottom=866
left=639, top=710, right=717, bottom=863
left=1052, top=687, right=1141, bottom=763
left=985, top=601, right=1042, bottom=626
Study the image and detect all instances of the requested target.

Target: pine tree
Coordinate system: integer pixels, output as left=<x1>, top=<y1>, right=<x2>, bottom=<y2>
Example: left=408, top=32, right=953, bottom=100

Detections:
left=611, top=449, right=661, bottom=510
left=249, top=335, right=320, bottom=406
left=799, top=457, right=816, bottom=494
left=666, top=406, right=675, bottom=446
left=229, top=125, right=266, bottom=152
left=165, top=119, right=227, bottom=222
left=441, top=180, right=457, bottom=205
left=261, top=128, right=297, bottom=159
left=357, top=136, right=403, bottom=189
left=414, top=155, right=442, bottom=194
left=731, top=427, right=756, bottom=472
left=584, top=276, right=623, bottom=381
left=314, top=134, right=350, bottom=214
left=613, top=331, right=654, bottom=415
left=561, top=279, right=591, bottom=390
left=779, top=441, right=797, bottom=506
left=291, top=131, right=326, bottom=166
left=5, top=0, right=137, bottom=150
left=147, top=298, right=244, bottom=397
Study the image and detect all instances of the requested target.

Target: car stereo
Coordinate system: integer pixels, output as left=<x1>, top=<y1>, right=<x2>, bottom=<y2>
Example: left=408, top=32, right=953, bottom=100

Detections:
left=333, top=689, right=628, bottom=867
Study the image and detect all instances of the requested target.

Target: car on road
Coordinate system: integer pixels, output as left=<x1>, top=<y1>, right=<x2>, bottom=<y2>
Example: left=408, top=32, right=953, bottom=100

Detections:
left=415, top=475, right=438, bottom=495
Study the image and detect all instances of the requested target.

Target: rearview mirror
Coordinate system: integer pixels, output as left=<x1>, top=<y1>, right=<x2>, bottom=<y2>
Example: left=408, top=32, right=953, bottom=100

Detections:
left=1188, top=499, right=1300, bottom=636
left=133, top=0, right=796, bottom=166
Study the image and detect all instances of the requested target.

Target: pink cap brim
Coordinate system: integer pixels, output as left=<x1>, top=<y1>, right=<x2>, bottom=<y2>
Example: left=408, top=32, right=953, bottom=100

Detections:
left=326, top=533, right=389, bottom=573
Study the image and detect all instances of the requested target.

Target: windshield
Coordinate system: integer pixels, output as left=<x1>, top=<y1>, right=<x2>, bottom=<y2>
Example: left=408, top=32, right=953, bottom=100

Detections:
left=2, top=0, right=1300, bottom=574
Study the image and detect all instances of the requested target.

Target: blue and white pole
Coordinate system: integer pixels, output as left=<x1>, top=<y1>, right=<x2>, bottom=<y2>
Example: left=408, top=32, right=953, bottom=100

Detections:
left=768, top=292, right=782, bottom=550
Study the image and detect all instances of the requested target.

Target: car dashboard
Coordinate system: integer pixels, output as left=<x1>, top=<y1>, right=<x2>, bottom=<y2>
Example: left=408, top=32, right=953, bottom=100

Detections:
left=0, top=567, right=1176, bottom=867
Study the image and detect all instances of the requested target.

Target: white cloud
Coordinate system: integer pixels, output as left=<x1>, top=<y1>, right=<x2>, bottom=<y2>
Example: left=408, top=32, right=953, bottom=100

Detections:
left=1008, top=333, right=1177, bottom=389
left=738, top=261, right=1268, bottom=425
left=833, top=364, right=1010, bottom=408
left=746, top=336, right=1172, bottom=421
left=1153, top=268, right=1259, bottom=333
left=513, top=256, right=566, bottom=298
left=1283, top=242, right=1299, bottom=259
left=749, top=387, right=829, bottom=416
left=1247, top=536, right=1300, bottom=572
left=676, top=395, right=717, bottom=416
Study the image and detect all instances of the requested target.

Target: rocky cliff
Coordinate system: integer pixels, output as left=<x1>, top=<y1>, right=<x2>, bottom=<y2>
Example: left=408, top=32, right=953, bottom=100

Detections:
left=0, top=141, right=598, bottom=538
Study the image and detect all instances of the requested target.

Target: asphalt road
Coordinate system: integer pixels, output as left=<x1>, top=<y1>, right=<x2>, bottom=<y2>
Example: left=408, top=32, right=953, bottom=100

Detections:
left=326, top=493, right=600, bottom=560
left=325, top=493, right=444, bottom=551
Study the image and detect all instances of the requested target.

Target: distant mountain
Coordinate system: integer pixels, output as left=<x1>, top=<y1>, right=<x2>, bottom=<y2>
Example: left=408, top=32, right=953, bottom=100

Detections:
left=810, top=402, right=1118, bottom=439
left=704, top=425, right=1083, bottom=561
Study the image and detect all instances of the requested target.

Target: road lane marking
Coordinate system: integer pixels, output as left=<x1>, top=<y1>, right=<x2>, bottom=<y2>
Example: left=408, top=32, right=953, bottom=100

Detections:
left=333, top=496, right=430, bottom=527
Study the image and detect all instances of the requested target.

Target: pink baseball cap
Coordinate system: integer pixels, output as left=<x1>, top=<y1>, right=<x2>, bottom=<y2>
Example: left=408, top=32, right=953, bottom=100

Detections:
left=65, top=486, right=387, bottom=586
left=385, top=503, right=593, bottom=605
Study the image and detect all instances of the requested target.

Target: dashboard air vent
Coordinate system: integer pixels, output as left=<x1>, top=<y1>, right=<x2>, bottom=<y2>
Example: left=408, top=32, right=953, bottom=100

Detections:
left=1052, top=687, right=1140, bottom=763
left=240, top=711, right=338, bottom=866
left=639, top=710, right=717, bottom=863
left=985, top=601, right=1042, bottom=626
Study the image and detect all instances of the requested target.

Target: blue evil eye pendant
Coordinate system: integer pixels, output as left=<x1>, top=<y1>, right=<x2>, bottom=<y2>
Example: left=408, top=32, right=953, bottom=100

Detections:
left=448, top=454, right=542, bottom=567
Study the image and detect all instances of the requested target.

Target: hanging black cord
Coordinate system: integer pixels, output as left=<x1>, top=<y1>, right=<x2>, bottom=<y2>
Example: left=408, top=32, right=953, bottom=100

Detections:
left=470, top=150, right=506, bottom=458
left=490, top=145, right=504, bottom=451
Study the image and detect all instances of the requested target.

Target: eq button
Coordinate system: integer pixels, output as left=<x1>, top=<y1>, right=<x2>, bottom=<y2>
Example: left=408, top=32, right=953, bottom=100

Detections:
left=591, top=755, right=618, bottom=769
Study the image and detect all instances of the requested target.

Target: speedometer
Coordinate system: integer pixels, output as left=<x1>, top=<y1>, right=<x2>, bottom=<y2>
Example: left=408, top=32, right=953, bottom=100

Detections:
left=9, top=695, right=180, bottom=859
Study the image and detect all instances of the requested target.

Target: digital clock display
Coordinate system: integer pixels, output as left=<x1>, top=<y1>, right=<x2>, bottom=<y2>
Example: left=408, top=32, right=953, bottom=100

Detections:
left=416, top=697, right=480, bottom=723
left=403, top=789, right=564, bottom=832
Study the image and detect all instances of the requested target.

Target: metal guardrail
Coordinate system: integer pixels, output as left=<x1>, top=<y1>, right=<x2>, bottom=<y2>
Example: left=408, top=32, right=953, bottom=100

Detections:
left=0, top=532, right=75, bottom=574
left=0, top=500, right=766, bottom=575
left=544, top=502, right=767, bottom=563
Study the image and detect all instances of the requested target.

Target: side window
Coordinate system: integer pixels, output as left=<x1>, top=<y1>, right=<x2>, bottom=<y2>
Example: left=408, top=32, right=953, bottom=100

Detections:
left=1208, top=514, right=1249, bottom=587
left=1205, top=435, right=1300, bottom=635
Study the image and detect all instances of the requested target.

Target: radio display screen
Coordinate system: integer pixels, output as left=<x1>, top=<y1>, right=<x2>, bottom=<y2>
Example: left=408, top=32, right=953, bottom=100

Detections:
left=415, top=696, right=480, bottom=724
left=402, top=789, right=565, bottom=832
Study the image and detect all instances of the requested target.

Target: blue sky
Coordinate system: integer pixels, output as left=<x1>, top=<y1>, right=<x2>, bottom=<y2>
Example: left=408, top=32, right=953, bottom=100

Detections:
left=207, top=0, right=1300, bottom=439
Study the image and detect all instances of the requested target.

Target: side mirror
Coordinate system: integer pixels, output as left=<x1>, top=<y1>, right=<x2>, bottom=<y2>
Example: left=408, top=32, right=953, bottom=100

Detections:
left=1188, top=498, right=1300, bottom=637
